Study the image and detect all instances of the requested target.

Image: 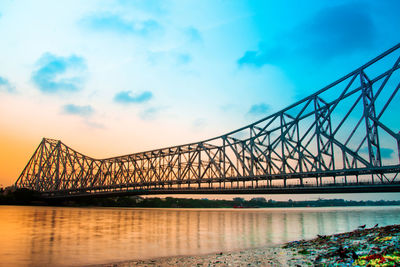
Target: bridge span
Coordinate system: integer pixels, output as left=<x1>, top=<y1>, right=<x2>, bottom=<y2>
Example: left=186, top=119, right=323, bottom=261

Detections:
left=16, top=43, right=400, bottom=199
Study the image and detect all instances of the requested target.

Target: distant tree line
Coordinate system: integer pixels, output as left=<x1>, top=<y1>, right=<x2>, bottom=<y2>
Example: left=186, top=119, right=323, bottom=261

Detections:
left=0, top=187, right=38, bottom=205
left=1, top=187, right=400, bottom=208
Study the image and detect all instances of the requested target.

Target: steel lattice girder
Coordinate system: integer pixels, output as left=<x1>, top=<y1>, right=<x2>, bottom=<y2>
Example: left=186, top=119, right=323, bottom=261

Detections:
left=15, top=43, right=400, bottom=196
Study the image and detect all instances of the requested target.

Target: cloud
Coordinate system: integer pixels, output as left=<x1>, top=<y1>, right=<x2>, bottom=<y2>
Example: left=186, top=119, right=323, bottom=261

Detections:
left=238, top=3, right=376, bottom=67
left=114, top=90, right=153, bottom=104
left=139, top=107, right=162, bottom=120
left=0, top=76, right=16, bottom=93
left=176, top=53, right=192, bottom=64
left=62, top=104, right=104, bottom=128
left=185, top=27, right=202, bottom=43
left=295, top=3, right=376, bottom=60
left=381, top=148, right=394, bottom=159
left=82, top=14, right=161, bottom=36
left=118, top=0, right=167, bottom=15
left=360, top=147, right=394, bottom=159
left=32, top=53, right=87, bottom=93
left=192, top=118, right=206, bottom=130
left=62, top=104, right=94, bottom=117
left=147, top=51, right=192, bottom=66
left=247, top=103, right=270, bottom=116
left=84, top=120, right=105, bottom=129
left=237, top=45, right=276, bottom=68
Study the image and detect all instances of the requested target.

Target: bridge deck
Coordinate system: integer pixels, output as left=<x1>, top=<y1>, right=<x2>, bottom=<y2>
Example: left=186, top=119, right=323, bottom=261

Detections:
left=41, top=183, right=400, bottom=199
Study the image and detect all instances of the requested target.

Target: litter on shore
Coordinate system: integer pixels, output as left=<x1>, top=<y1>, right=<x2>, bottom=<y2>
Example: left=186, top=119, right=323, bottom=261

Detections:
left=284, top=224, right=400, bottom=266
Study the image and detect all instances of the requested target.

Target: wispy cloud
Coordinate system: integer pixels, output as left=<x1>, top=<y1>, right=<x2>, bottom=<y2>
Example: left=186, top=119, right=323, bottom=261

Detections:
left=381, top=148, right=394, bottom=159
left=247, top=103, right=270, bottom=116
left=62, top=104, right=94, bottom=117
left=147, top=51, right=192, bottom=66
left=62, top=104, right=104, bottom=128
left=84, top=120, right=105, bottom=129
left=237, top=45, right=274, bottom=68
left=176, top=53, right=191, bottom=64
left=185, top=27, right=202, bottom=43
left=192, top=118, right=206, bottom=130
left=82, top=14, right=161, bottom=36
left=114, top=90, right=153, bottom=104
left=360, top=147, right=394, bottom=159
left=295, top=3, right=376, bottom=60
left=139, top=106, right=166, bottom=120
left=32, top=53, right=87, bottom=93
left=238, top=3, right=376, bottom=68
left=0, top=76, right=16, bottom=93
left=118, top=0, right=167, bottom=15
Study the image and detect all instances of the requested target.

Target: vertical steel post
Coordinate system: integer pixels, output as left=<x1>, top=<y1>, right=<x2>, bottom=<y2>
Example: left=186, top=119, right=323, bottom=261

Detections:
left=361, top=71, right=382, bottom=184
left=280, top=114, right=286, bottom=187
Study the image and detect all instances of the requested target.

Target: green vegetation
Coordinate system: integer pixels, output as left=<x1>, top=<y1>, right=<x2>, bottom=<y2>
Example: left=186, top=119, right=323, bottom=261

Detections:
left=298, top=249, right=310, bottom=255
left=0, top=188, right=39, bottom=204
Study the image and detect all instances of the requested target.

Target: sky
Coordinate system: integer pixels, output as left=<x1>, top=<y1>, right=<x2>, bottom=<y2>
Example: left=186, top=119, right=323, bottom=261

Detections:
left=0, top=0, right=399, bottom=200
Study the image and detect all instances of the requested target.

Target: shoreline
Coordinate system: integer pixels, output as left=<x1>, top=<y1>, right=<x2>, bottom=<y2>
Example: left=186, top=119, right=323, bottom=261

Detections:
left=99, top=224, right=400, bottom=267
left=98, top=246, right=292, bottom=267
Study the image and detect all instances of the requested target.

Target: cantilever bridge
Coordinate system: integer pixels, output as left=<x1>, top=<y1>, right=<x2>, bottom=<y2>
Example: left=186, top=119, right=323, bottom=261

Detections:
left=16, top=43, right=400, bottom=199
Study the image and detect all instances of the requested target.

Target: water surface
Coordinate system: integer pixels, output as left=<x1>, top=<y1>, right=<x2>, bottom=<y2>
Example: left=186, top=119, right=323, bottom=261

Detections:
left=0, top=205, right=399, bottom=266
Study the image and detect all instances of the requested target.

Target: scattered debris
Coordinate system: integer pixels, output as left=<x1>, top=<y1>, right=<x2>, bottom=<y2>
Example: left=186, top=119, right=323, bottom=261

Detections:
left=283, top=224, right=400, bottom=266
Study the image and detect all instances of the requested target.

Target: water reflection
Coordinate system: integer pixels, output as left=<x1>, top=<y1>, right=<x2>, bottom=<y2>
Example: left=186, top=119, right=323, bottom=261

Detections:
left=0, top=206, right=399, bottom=266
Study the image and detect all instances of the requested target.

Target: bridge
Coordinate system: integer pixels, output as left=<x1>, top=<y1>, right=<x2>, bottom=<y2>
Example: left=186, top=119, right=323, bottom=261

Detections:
left=15, top=43, right=400, bottom=199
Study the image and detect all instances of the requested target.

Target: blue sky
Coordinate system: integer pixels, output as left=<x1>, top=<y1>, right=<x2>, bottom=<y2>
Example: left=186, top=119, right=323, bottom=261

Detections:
left=0, top=0, right=399, bottom=188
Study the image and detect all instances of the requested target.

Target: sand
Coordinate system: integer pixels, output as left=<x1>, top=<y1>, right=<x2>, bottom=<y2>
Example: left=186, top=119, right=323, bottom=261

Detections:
left=98, top=247, right=299, bottom=267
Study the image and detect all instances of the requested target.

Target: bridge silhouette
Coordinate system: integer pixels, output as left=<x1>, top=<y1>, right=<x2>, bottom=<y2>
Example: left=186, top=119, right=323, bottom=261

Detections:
left=16, top=43, right=400, bottom=199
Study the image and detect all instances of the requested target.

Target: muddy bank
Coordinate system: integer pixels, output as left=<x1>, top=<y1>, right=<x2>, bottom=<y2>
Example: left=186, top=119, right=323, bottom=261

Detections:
left=99, top=247, right=291, bottom=267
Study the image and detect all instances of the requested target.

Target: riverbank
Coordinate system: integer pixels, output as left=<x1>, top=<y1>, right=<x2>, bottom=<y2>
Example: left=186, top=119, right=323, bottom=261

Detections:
left=99, top=247, right=292, bottom=267
left=102, top=224, right=400, bottom=266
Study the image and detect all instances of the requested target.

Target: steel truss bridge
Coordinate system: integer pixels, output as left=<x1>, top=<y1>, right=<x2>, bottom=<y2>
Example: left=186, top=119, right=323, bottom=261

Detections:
left=16, top=43, right=400, bottom=199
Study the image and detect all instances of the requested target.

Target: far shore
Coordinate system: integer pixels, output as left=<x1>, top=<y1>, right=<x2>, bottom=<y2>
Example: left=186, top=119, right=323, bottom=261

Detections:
left=2, top=188, right=400, bottom=208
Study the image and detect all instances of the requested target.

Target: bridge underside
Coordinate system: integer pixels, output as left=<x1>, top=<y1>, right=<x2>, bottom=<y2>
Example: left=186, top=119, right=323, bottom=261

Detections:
left=15, top=43, right=400, bottom=199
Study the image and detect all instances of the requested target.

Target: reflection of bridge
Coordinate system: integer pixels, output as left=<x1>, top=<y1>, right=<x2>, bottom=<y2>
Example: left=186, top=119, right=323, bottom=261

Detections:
left=16, top=43, right=400, bottom=199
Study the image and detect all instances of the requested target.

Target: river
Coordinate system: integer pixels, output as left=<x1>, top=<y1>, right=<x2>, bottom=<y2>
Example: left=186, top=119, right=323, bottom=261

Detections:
left=0, top=205, right=399, bottom=266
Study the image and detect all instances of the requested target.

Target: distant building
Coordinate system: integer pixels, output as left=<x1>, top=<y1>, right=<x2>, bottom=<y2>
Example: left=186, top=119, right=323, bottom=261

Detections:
left=251, top=197, right=267, bottom=202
